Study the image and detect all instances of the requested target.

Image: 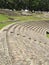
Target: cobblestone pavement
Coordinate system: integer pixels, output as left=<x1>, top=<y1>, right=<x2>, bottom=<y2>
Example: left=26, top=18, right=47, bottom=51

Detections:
left=0, top=21, right=49, bottom=65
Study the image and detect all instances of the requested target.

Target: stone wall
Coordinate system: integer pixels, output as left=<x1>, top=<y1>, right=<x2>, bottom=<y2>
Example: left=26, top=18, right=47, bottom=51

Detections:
left=0, top=9, right=17, bottom=16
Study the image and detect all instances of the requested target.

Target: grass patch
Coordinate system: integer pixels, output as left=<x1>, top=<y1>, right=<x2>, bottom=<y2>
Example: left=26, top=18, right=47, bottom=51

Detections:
left=47, top=34, right=49, bottom=38
left=0, top=22, right=13, bottom=29
left=14, top=13, right=49, bottom=22
left=14, top=16, right=41, bottom=22
left=0, top=12, right=49, bottom=29
left=0, top=14, right=9, bottom=21
left=0, top=14, right=14, bottom=29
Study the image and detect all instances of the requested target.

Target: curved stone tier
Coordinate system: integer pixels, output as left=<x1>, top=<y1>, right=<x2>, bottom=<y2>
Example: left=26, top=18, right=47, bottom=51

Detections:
left=0, top=21, right=49, bottom=65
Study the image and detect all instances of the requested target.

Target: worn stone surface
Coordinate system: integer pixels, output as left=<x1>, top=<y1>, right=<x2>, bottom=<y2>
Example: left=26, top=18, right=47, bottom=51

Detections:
left=0, top=21, right=49, bottom=65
